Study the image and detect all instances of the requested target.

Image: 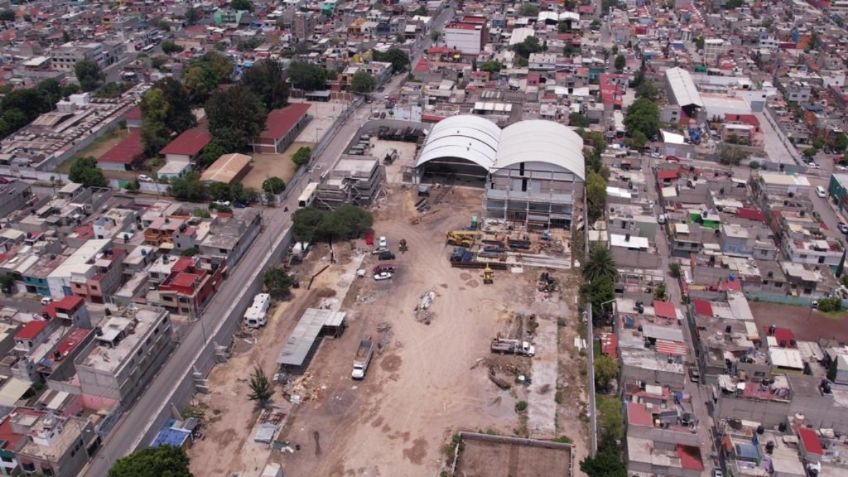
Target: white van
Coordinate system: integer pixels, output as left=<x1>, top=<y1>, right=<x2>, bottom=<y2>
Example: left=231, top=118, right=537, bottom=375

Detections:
left=816, top=186, right=827, bottom=198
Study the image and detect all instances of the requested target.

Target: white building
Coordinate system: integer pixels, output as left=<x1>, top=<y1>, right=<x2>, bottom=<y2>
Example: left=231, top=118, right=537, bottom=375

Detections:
left=443, top=24, right=483, bottom=54
left=46, top=239, right=112, bottom=299
left=703, top=38, right=726, bottom=66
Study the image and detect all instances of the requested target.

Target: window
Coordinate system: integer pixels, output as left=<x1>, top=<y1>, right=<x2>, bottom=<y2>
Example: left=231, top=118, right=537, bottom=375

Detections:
left=21, top=462, right=35, bottom=472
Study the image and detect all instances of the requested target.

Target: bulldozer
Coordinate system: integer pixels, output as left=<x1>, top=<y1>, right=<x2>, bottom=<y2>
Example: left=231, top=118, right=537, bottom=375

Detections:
left=482, top=264, right=494, bottom=285
left=399, top=238, right=408, bottom=253
left=446, top=230, right=480, bottom=247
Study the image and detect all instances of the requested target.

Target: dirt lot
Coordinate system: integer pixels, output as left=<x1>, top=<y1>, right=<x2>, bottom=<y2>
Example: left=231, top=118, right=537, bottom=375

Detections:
left=456, top=437, right=571, bottom=477
left=241, top=142, right=313, bottom=191
left=750, top=301, right=848, bottom=342
left=56, top=128, right=128, bottom=173
left=370, top=139, right=418, bottom=183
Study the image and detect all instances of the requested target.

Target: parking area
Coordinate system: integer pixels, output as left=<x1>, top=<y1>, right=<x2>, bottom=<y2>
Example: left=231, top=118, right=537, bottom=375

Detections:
left=292, top=99, right=351, bottom=145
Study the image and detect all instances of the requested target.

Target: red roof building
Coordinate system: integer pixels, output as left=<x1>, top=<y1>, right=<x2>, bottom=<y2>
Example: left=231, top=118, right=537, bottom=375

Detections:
left=653, top=300, right=677, bottom=320
left=798, top=427, right=823, bottom=460
left=677, top=445, right=705, bottom=471
left=15, top=321, right=48, bottom=350
left=154, top=257, right=225, bottom=318
left=626, top=402, right=653, bottom=427
left=97, top=129, right=145, bottom=171
left=692, top=299, right=713, bottom=317
left=160, top=125, right=211, bottom=161
left=252, top=103, right=311, bottom=154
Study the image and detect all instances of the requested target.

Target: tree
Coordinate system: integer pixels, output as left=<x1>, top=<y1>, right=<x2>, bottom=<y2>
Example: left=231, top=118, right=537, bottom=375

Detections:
left=520, top=4, right=540, bottom=16
left=161, top=41, right=184, bottom=55
left=0, top=10, right=14, bottom=24
left=69, top=157, right=107, bottom=188
left=108, top=445, right=192, bottom=477
left=184, top=53, right=234, bottom=104
left=636, top=80, right=659, bottom=101
left=479, top=60, right=502, bottom=73
left=669, top=262, right=681, bottom=278
left=430, top=30, right=441, bottom=42
left=140, top=87, right=170, bottom=155
left=597, top=395, right=624, bottom=444
left=150, top=56, right=169, bottom=71
left=817, top=296, right=842, bottom=313
left=292, top=146, right=311, bottom=167
left=694, top=36, right=705, bottom=50
left=580, top=447, right=626, bottom=477
left=262, top=176, right=286, bottom=195
left=569, top=112, right=590, bottom=128
left=185, top=7, right=201, bottom=25
left=629, top=130, right=647, bottom=150
left=74, top=59, right=104, bottom=92
left=155, top=77, right=195, bottom=134
left=169, top=171, right=207, bottom=202
left=374, top=48, right=411, bottom=73
left=288, top=62, right=328, bottom=91
left=512, top=36, right=542, bottom=58
left=582, top=275, right=615, bottom=325
left=833, top=133, right=848, bottom=153
left=231, top=0, right=254, bottom=11
left=62, top=83, right=80, bottom=97
left=590, top=19, right=601, bottom=31
left=0, top=274, right=15, bottom=294
left=558, top=21, right=571, bottom=33
left=583, top=245, right=617, bottom=283
left=292, top=207, right=325, bottom=242
left=614, top=54, right=626, bottom=72
left=350, top=70, right=376, bottom=94
left=723, top=0, right=744, bottom=9
left=803, top=147, right=818, bottom=158
left=36, top=79, right=62, bottom=106
left=317, top=205, right=374, bottom=241
left=624, top=98, right=660, bottom=139
left=586, top=169, right=607, bottom=223
left=197, top=143, right=225, bottom=170
left=207, top=182, right=232, bottom=201
left=263, top=268, right=294, bottom=299
left=653, top=282, right=667, bottom=300
left=594, top=354, right=619, bottom=392
left=241, top=59, right=289, bottom=109
left=205, top=86, right=266, bottom=152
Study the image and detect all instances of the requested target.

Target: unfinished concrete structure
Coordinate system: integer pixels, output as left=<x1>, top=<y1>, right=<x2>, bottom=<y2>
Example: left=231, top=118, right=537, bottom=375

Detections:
left=415, top=115, right=585, bottom=228
left=316, top=156, right=385, bottom=209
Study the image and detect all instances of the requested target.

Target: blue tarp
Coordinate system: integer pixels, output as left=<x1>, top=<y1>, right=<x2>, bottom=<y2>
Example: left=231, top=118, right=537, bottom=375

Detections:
left=151, top=427, right=191, bottom=448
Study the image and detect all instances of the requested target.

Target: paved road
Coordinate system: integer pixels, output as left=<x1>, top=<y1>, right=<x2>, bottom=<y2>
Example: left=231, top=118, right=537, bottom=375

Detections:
left=83, top=29, right=432, bottom=477
left=644, top=159, right=714, bottom=477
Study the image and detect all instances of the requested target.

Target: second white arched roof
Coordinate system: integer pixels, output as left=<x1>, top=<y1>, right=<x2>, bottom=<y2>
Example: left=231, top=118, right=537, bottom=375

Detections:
left=416, top=115, right=585, bottom=180
left=494, top=120, right=585, bottom=180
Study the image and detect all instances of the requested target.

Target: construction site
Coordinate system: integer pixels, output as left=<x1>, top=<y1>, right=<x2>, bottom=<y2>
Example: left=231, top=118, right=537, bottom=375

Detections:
left=180, top=178, right=586, bottom=476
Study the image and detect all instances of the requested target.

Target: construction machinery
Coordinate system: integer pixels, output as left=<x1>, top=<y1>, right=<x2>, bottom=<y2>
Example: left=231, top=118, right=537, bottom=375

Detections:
left=446, top=230, right=480, bottom=247
left=399, top=238, right=408, bottom=253
left=482, top=264, right=494, bottom=284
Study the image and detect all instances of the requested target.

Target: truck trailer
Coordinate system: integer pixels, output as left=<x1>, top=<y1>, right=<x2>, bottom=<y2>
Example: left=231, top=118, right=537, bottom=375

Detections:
left=352, top=339, right=374, bottom=379
left=490, top=338, right=535, bottom=357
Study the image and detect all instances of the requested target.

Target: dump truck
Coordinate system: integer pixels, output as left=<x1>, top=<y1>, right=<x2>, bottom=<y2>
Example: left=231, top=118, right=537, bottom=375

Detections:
left=352, top=339, right=374, bottom=379
left=446, top=230, right=480, bottom=247
left=491, top=338, right=535, bottom=357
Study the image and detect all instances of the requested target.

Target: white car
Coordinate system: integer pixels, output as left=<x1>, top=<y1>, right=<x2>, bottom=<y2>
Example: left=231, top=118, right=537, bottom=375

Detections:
left=138, top=174, right=153, bottom=182
left=373, top=271, right=393, bottom=281
left=378, top=236, right=388, bottom=248
left=213, top=200, right=231, bottom=207
left=40, top=297, right=52, bottom=306
left=816, top=186, right=827, bottom=198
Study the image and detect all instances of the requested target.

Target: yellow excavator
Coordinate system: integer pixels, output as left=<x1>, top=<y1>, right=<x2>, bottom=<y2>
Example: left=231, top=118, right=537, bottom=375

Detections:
left=446, top=230, right=480, bottom=247
left=482, top=264, right=494, bottom=284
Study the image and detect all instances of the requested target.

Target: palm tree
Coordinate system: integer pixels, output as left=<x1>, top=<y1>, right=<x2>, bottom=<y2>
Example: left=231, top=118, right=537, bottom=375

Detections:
left=582, top=245, right=617, bottom=283
left=248, top=365, right=272, bottom=408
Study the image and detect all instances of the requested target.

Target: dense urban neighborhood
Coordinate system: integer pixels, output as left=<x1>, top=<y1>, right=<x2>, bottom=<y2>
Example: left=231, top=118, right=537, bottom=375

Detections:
left=0, top=0, right=847, bottom=476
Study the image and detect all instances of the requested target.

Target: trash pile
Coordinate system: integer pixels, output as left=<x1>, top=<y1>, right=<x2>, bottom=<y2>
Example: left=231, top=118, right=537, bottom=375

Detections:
left=538, top=272, right=557, bottom=293
left=284, top=372, right=323, bottom=403
left=414, top=290, right=437, bottom=324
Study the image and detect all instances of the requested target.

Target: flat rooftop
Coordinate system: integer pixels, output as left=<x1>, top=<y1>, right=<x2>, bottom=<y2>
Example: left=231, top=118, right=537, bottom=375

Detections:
left=78, top=307, right=166, bottom=374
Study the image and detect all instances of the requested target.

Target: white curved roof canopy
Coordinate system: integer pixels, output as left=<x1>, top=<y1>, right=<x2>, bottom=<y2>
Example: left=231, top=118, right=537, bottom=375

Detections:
left=417, top=115, right=500, bottom=170
left=417, top=115, right=585, bottom=181
left=495, top=120, right=585, bottom=180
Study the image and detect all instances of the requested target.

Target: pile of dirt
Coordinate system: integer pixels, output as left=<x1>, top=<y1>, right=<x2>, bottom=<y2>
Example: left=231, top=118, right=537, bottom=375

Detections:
left=414, top=290, right=437, bottom=324
left=284, top=372, right=324, bottom=403
left=483, top=356, right=531, bottom=390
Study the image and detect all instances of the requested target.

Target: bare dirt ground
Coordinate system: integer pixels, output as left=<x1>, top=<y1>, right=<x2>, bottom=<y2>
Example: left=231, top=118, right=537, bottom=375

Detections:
left=242, top=142, right=313, bottom=190
left=272, top=186, right=587, bottom=476
left=57, top=128, right=128, bottom=173
left=370, top=139, right=418, bottom=183
left=456, top=438, right=571, bottom=477
left=187, top=248, right=357, bottom=476
left=750, top=301, right=848, bottom=342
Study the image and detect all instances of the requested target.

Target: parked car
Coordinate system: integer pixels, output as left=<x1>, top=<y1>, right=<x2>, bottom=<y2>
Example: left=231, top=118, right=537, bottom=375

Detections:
left=373, top=271, right=393, bottom=281
left=138, top=174, right=153, bottom=182
left=378, top=236, right=388, bottom=248
left=378, top=251, right=396, bottom=260
left=213, top=200, right=232, bottom=207
left=816, top=186, right=827, bottom=198
left=40, top=297, right=52, bottom=306
left=838, top=223, right=848, bottom=234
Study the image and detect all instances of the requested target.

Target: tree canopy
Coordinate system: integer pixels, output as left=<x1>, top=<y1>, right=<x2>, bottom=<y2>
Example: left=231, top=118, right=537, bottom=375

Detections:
left=520, top=4, right=540, bottom=16
left=292, top=205, right=373, bottom=243
left=594, top=354, right=619, bottom=392
left=183, top=52, right=234, bottom=105
left=0, top=80, right=60, bottom=139
left=69, top=156, right=108, bottom=188
left=140, top=88, right=171, bottom=156
left=580, top=446, right=626, bottom=477
left=263, top=268, right=294, bottom=299
left=583, top=246, right=617, bottom=283
left=161, top=40, right=184, bottom=54
left=292, top=146, right=311, bottom=167
left=109, top=445, right=192, bottom=477
left=613, top=54, right=626, bottom=72
left=240, top=59, right=289, bottom=110
left=373, top=48, right=410, bottom=73
left=231, top=0, right=254, bottom=11
left=586, top=169, right=607, bottom=223
left=624, top=97, right=660, bottom=139
left=74, top=59, right=105, bottom=92
left=262, top=176, right=286, bottom=195
left=350, top=70, right=376, bottom=94
left=569, top=112, right=590, bottom=128
left=169, top=171, right=207, bottom=202
left=288, top=62, right=328, bottom=91
left=512, top=36, right=542, bottom=58
left=205, top=86, right=266, bottom=152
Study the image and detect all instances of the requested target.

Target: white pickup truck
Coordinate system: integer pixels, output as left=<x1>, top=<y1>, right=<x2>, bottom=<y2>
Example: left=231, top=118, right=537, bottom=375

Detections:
left=352, top=339, right=374, bottom=380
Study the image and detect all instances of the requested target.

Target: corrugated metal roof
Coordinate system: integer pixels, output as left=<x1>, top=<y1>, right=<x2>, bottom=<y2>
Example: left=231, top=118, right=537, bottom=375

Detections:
left=665, top=67, right=704, bottom=108
left=277, top=308, right=346, bottom=367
